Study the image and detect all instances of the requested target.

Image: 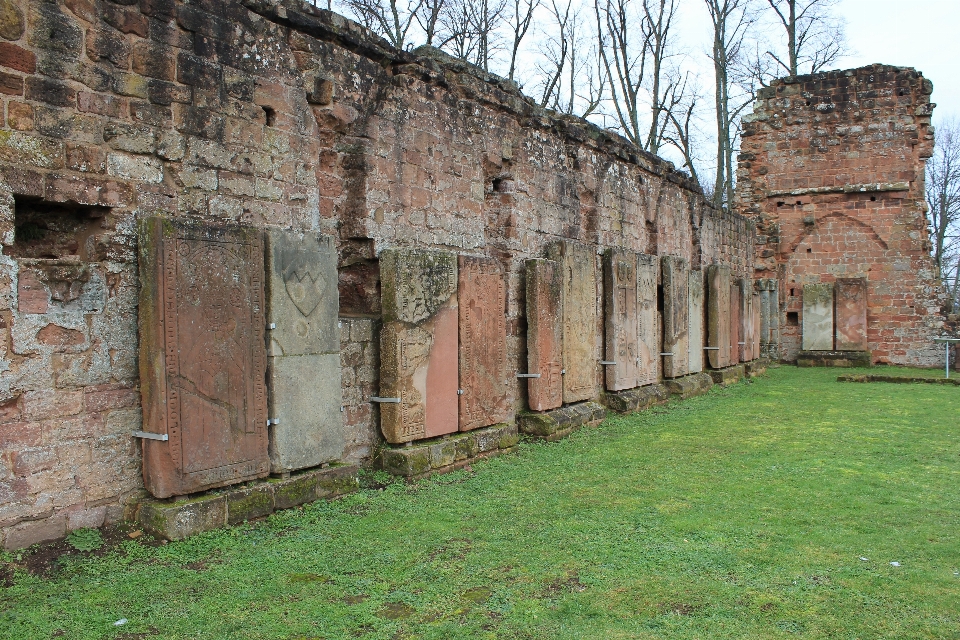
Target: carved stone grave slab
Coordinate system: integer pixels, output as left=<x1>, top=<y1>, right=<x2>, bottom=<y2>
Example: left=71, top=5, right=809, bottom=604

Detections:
left=757, top=278, right=779, bottom=357
left=707, top=265, right=732, bottom=369
left=802, top=283, right=834, bottom=351
left=380, top=249, right=459, bottom=444
left=753, top=293, right=762, bottom=361
left=730, top=282, right=741, bottom=363
left=835, top=277, right=868, bottom=351
left=265, top=229, right=343, bottom=473
left=458, top=255, right=510, bottom=430
left=661, top=256, right=689, bottom=378
left=739, top=279, right=755, bottom=362
left=604, top=248, right=640, bottom=391
left=637, top=254, right=659, bottom=385
left=546, top=240, right=598, bottom=403
left=138, top=217, right=269, bottom=499
left=525, top=259, right=563, bottom=411
left=688, top=270, right=704, bottom=374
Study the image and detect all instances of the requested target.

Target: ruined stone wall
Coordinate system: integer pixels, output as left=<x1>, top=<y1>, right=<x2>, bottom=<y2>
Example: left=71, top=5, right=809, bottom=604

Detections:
left=0, top=0, right=754, bottom=547
left=737, top=65, right=944, bottom=364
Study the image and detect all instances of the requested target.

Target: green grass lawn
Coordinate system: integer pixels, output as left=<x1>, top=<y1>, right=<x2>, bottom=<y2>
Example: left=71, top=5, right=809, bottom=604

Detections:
left=3, top=366, right=960, bottom=639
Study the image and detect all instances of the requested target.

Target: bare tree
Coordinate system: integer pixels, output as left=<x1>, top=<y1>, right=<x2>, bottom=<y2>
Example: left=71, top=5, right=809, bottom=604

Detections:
left=415, top=0, right=446, bottom=46
left=762, top=0, right=845, bottom=77
left=594, top=0, right=648, bottom=146
left=661, top=72, right=703, bottom=185
left=439, top=0, right=508, bottom=70
left=506, top=0, right=540, bottom=81
left=927, top=119, right=960, bottom=311
left=642, top=0, right=679, bottom=155
left=536, top=0, right=605, bottom=117
left=704, top=0, right=755, bottom=209
left=343, top=0, right=425, bottom=49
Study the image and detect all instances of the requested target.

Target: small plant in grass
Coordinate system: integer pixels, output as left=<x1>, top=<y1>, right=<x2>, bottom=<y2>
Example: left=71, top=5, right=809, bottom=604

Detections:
left=66, top=528, right=103, bottom=552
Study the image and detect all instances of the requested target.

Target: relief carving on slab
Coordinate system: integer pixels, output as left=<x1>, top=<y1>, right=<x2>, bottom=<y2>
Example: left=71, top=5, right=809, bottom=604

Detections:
left=458, top=255, right=510, bottom=430
left=637, top=254, right=659, bottom=385
left=525, top=259, right=563, bottom=411
left=688, top=270, right=704, bottom=374
left=379, top=249, right=459, bottom=444
left=835, top=277, right=868, bottom=351
left=138, top=217, right=268, bottom=499
left=546, top=240, right=598, bottom=403
left=661, top=255, right=689, bottom=378
left=730, top=282, right=741, bottom=364
left=604, top=248, right=640, bottom=391
left=707, top=265, right=732, bottom=368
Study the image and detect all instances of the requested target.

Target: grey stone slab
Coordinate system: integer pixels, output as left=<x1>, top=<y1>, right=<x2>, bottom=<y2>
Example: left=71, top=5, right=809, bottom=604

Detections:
left=688, top=270, right=704, bottom=374
left=265, top=229, right=339, bottom=357
left=757, top=278, right=780, bottom=358
left=661, top=256, right=689, bottom=378
left=604, top=248, right=640, bottom=391
left=637, top=254, right=659, bottom=385
left=707, top=265, right=732, bottom=368
left=802, top=283, right=834, bottom=351
left=267, top=353, right=344, bottom=472
left=546, top=240, right=598, bottom=403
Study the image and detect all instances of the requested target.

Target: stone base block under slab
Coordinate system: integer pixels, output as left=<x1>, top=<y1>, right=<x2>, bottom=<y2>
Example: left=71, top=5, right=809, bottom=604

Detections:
left=838, top=374, right=960, bottom=386
left=709, top=364, right=745, bottom=386
left=797, top=350, right=871, bottom=368
left=137, top=464, right=358, bottom=541
left=380, top=423, right=519, bottom=478
left=518, top=401, right=606, bottom=441
left=745, top=357, right=771, bottom=378
left=603, top=384, right=669, bottom=413
left=665, top=373, right=714, bottom=399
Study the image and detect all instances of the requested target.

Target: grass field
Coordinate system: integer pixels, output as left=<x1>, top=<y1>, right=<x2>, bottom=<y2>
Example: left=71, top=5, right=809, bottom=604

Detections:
left=2, top=366, right=959, bottom=639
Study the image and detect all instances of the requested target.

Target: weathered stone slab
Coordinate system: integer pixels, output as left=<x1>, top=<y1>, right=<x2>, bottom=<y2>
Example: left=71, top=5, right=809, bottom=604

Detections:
left=797, top=350, right=871, bottom=367
left=835, top=277, right=868, bottom=351
left=138, top=217, right=269, bottom=499
left=546, top=241, right=598, bottom=403
left=757, top=278, right=780, bottom=358
left=738, top=279, right=755, bottom=362
left=380, top=424, right=518, bottom=478
left=708, top=364, right=744, bottom=386
left=604, top=248, right=640, bottom=391
left=661, top=256, right=689, bottom=378
left=525, top=259, right=563, bottom=411
left=518, top=401, right=606, bottom=441
left=730, top=282, right=741, bottom=364
left=688, top=270, right=704, bottom=373
left=665, top=372, right=714, bottom=399
left=265, top=229, right=343, bottom=473
left=458, top=255, right=510, bottom=431
left=802, top=283, right=834, bottom=351
left=637, top=254, right=659, bottom=385
left=707, top=265, right=732, bottom=368
left=379, top=249, right=459, bottom=444
left=753, top=293, right=762, bottom=362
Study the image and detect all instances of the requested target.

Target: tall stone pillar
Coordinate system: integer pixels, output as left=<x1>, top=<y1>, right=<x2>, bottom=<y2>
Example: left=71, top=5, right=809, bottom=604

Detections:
left=757, top=278, right=780, bottom=360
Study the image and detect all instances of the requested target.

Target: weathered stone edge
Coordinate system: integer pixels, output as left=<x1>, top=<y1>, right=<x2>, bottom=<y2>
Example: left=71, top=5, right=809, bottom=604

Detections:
left=136, top=464, right=359, bottom=541
left=379, top=423, right=519, bottom=477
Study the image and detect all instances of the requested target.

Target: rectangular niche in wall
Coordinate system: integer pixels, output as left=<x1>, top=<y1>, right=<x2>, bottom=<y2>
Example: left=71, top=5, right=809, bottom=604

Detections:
left=7, top=196, right=111, bottom=260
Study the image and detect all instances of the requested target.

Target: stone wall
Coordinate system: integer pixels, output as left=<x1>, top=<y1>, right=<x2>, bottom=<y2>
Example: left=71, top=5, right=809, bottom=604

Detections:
left=737, top=64, right=945, bottom=364
left=0, top=0, right=754, bottom=548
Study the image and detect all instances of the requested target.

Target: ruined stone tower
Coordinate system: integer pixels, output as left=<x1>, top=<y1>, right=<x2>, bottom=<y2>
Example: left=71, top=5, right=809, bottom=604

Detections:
left=737, top=64, right=944, bottom=365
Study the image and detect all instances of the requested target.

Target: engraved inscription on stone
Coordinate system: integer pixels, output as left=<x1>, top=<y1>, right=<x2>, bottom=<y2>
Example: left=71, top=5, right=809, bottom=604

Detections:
left=458, top=255, right=510, bottom=431
left=265, top=229, right=343, bottom=473
left=604, top=248, right=640, bottom=391
left=380, top=249, right=459, bottom=444
left=835, top=277, right=868, bottom=351
left=707, top=265, right=732, bottom=368
left=547, top=240, right=598, bottom=403
left=730, top=281, right=741, bottom=364
left=661, top=256, right=689, bottom=378
left=688, top=270, right=704, bottom=374
left=525, top=259, right=563, bottom=411
left=802, top=283, right=834, bottom=351
left=637, top=254, right=659, bottom=385
left=138, top=217, right=268, bottom=499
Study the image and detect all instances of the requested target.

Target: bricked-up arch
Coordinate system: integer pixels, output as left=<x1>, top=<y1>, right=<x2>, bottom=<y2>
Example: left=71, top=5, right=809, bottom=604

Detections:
left=785, top=212, right=889, bottom=256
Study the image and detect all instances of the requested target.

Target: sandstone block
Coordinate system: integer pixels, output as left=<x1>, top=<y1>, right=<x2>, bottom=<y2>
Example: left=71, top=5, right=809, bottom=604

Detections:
left=379, top=249, right=458, bottom=443
left=139, top=495, right=227, bottom=541
left=138, top=217, right=269, bottom=499
left=708, top=365, right=744, bottom=386
left=730, top=281, right=741, bottom=363
left=661, top=256, right=689, bottom=378
left=4, top=514, right=66, bottom=550
left=637, top=254, right=659, bottom=385
left=525, top=258, right=563, bottom=411
left=688, top=270, right=704, bottom=373
left=380, top=445, right=431, bottom=477
left=707, top=265, right=732, bottom=368
left=458, top=255, right=510, bottom=430
left=603, top=384, right=669, bottom=413
left=802, top=283, right=834, bottom=351
left=226, top=484, right=275, bottom=525
left=835, top=278, right=868, bottom=351
left=546, top=241, right=598, bottom=403
left=604, top=248, right=641, bottom=391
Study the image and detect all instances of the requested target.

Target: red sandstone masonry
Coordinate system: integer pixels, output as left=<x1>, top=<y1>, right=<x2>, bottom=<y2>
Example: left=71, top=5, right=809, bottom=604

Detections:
left=737, top=64, right=944, bottom=364
left=0, top=0, right=754, bottom=548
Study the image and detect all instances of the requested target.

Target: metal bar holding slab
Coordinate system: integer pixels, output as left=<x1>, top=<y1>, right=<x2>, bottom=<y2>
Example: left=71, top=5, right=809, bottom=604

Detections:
left=600, top=361, right=617, bottom=365
left=516, top=373, right=541, bottom=378
left=132, top=431, right=169, bottom=442
left=369, top=396, right=401, bottom=403
left=703, top=347, right=720, bottom=350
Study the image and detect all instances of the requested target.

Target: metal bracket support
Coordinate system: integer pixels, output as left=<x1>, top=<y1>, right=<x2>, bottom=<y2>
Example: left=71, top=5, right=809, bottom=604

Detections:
left=268, top=323, right=276, bottom=330
left=370, top=396, right=401, bottom=403
left=516, top=373, right=541, bottom=378
left=703, top=347, right=720, bottom=350
left=600, top=361, right=617, bottom=365
left=266, top=418, right=281, bottom=426
left=660, top=352, right=673, bottom=356
left=132, top=431, right=168, bottom=442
